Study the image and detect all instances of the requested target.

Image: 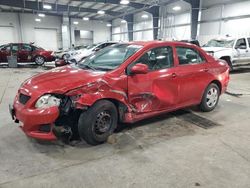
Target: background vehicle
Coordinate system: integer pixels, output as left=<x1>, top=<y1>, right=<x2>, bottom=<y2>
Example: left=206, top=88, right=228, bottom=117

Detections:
left=202, top=37, right=250, bottom=70
left=53, top=45, right=88, bottom=60
left=68, top=41, right=118, bottom=63
left=11, top=41, right=229, bottom=145
left=180, top=40, right=200, bottom=47
left=0, top=43, right=55, bottom=65
left=55, top=41, right=118, bottom=67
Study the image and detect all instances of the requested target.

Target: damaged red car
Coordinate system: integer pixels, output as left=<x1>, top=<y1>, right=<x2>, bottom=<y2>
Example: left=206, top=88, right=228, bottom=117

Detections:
left=10, top=41, right=230, bottom=145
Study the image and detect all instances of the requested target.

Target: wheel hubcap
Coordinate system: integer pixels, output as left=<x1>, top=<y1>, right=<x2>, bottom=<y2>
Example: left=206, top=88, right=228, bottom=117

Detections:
left=94, top=111, right=112, bottom=135
left=206, top=87, right=218, bottom=108
left=36, top=57, right=44, bottom=64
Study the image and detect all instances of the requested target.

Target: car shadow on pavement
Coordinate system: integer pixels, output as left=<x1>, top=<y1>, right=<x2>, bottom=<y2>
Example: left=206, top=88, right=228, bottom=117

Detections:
left=28, top=109, right=197, bottom=157
left=30, top=107, right=220, bottom=155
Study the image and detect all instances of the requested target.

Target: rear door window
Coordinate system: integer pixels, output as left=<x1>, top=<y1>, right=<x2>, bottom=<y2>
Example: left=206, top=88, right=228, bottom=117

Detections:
left=176, top=47, right=205, bottom=65
left=21, top=44, right=32, bottom=51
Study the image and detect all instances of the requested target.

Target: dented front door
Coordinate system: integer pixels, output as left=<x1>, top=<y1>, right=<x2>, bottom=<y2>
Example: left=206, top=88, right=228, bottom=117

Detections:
left=128, top=67, right=180, bottom=113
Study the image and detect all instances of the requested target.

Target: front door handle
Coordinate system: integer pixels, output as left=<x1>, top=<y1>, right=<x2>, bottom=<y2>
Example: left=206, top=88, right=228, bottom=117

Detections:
left=172, top=73, right=177, bottom=78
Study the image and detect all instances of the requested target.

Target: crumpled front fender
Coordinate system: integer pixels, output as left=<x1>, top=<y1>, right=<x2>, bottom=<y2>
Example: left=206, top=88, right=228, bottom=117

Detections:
left=65, top=77, right=132, bottom=112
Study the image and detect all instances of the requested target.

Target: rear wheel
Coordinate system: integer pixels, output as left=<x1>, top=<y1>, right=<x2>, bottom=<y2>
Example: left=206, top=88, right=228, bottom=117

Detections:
left=35, top=56, right=45, bottom=65
left=78, top=100, right=118, bottom=145
left=199, top=83, right=220, bottom=112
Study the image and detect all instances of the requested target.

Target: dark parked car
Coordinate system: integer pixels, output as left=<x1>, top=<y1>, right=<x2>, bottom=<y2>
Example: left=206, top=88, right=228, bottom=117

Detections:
left=10, top=41, right=229, bottom=145
left=0, top=43, right=55, bottom=65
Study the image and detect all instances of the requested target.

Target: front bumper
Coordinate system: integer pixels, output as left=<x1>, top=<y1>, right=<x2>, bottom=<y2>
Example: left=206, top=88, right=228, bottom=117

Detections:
left=44, top=55, right=56, bottom=62
left=10, top=100, right=59, bottom=140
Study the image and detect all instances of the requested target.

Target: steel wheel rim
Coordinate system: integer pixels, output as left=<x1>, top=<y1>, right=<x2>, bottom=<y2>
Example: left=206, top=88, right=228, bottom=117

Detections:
left=206, top=87, right=218, bottom=108
left=94, top=111, right=112, bottom=135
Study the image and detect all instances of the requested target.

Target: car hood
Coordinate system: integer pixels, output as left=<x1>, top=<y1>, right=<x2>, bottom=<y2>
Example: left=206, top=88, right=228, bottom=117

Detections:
left=21, top=66, right=106, bottom=94
left=202, top=47, right=231, bottom=53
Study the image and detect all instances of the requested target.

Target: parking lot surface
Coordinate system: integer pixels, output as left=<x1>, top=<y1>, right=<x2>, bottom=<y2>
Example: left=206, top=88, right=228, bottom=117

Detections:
left=0, top=64, right=250, bottom=188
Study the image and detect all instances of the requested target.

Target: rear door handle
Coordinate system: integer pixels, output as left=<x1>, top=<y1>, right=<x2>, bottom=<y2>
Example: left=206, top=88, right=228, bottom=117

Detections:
left=172, top=73, right=177, bottom=78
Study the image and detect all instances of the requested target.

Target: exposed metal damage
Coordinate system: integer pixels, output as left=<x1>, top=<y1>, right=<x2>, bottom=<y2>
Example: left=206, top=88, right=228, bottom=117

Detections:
left=52, top=76, right=160, bottom=142
left=52, top=77, right=131, bottom=143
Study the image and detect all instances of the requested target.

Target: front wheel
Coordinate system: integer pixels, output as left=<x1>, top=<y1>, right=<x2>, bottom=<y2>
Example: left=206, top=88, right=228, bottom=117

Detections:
left=199, top=83, right=220, bottom=112
left=78, top=100, right=118, bottom=145
left=35, top=56, right=45, bottom=65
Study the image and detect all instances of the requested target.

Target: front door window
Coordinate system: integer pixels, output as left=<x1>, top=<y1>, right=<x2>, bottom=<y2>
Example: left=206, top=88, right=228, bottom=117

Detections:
left=133, top=46, right=174, bottom=71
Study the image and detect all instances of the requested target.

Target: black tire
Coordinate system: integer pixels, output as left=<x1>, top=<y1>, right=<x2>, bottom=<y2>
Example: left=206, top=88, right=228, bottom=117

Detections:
left=35, top=56, right=45, bottom=65
left=220, top=57, right=233, bottom=71
left=78, top=100, right=118, bottom=145
left=199, top=83, right=220, bottom=112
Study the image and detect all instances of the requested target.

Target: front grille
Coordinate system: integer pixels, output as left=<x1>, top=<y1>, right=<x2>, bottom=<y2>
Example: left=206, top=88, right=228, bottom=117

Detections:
left=19, top=93, right=31, bottom=105
left=38, top=124, right=51, bottom=133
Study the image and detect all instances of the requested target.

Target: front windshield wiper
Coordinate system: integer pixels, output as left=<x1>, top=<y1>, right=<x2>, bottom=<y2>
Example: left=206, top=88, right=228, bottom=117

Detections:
left=93, top=67, right=113, bottom=71
left=80, top=64, right=96, bottom=71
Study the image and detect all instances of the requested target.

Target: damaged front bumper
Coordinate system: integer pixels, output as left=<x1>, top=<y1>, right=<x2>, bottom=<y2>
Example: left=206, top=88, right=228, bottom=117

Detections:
left=10, top=100, right=59, bottom=140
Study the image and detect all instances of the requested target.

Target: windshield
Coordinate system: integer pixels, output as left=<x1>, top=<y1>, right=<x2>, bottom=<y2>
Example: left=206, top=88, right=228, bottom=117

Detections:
left=203, top=39, right=235, bottom=48
left=78, top=44, right=142, bottom=71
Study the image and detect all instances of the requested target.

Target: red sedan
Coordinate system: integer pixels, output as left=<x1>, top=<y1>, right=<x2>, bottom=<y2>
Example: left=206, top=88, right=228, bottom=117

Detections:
left=10, top=41, right=230, bottom=145
left=0, top=43, right=55, bottom=65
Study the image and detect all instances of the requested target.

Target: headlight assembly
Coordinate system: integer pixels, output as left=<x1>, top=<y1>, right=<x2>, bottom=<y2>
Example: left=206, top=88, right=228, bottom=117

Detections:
left=35, top=94, right=61, bottom=109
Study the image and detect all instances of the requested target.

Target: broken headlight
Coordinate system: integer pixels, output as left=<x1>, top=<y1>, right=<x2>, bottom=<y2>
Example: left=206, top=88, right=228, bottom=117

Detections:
left=35, top=94, right=61, bottom=109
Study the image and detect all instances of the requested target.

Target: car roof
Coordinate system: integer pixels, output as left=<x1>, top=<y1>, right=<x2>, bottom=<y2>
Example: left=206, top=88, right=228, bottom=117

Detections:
left=6, top=43, right=33, bottom=45
left=124, top=40, right=198, bottom=48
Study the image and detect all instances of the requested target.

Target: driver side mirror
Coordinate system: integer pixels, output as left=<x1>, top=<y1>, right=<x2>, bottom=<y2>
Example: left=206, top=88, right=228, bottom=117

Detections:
left=130, top=63, right=149, bottom=75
